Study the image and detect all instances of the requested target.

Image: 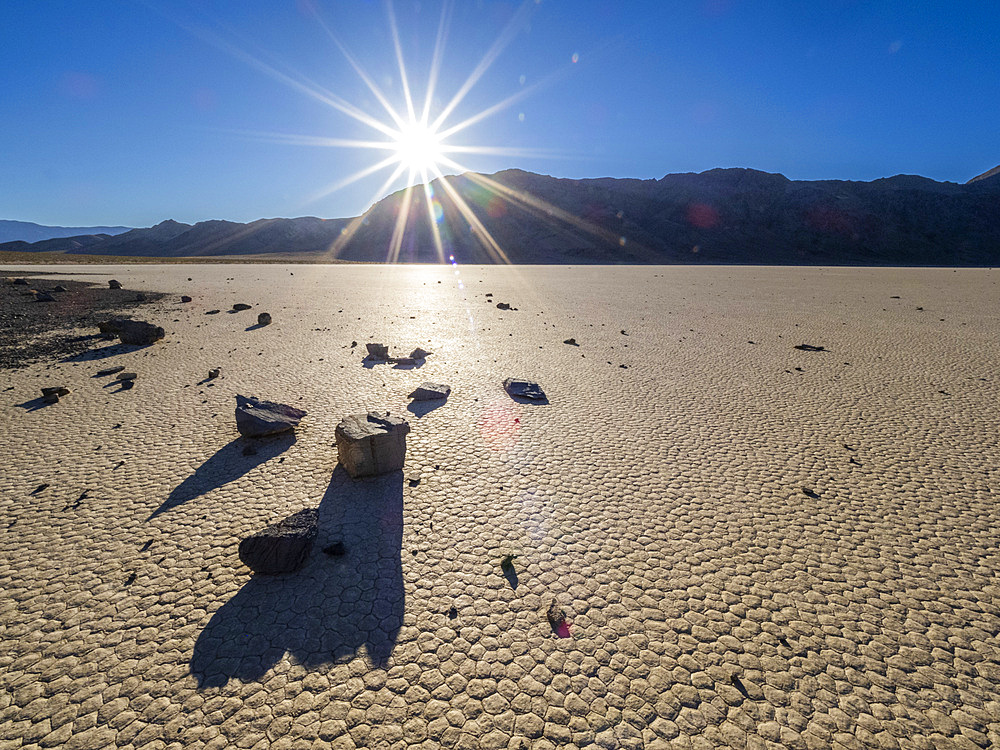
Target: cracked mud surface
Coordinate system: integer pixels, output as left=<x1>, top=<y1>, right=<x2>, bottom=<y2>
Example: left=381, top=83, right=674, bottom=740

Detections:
left=2, top=264, right=999, bottom=749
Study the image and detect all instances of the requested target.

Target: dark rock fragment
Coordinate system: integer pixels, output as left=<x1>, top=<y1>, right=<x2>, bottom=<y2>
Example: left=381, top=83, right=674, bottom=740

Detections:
left=503, top=378, right=547, bottom=401
left=97, top=366, right=125, bottom=377
left=366, top=342, right=389, bottom=360
left=235, top=394, right=307, bottom=438
left=257, top=312, right=272, bottom=326
left=563, top=338, right=578, bottom=346
left=232, top=303, right=252, bottom=311
left=238, top=509, right=318, bottom=575
left=794, top=344, right=826, bottom=352
left=408, top=382, right=451, bottom=401
left=180, top=295, right=192, bottom=303
left=98, top=319, right=165, bottom=346
left=323, top=541, right=346, bottom=557
left=109, top=279, right=122, bottom=289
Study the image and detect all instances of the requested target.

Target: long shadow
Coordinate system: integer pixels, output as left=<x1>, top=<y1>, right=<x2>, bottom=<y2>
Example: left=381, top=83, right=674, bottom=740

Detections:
left=149, top=434, right=295, bottom=520
left=406, top=398, right=448, bottom=418
left=14, top=397, right=56, bottom=412
left=62, top=340, right=149, bottom=362
left=189, top=468, right=404, bottom=688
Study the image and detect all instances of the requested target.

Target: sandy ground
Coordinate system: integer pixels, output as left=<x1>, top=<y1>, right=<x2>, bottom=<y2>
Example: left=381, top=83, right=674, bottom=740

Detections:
left=1, top=263, right=999, bottom=750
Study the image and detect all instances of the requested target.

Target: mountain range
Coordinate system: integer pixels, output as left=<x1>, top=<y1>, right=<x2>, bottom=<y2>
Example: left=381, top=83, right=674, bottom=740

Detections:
left=0, top=220, right=132, bottom=244
left=3, top=166, right=999, bottom=265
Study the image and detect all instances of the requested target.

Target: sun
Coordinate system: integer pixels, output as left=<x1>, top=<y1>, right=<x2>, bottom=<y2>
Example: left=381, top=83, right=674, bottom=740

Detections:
left=393, top=119, right=444, bottom=174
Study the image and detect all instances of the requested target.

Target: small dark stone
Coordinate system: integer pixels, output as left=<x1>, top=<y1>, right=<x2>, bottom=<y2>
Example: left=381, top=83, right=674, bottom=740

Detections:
left=30, top=483, right=49, bottom=495
left=323, top=541, right=346, bottom=557
left=448, top=607, right=458, bottom=619
left=41, top=386, right=70, bottom=398
left=239, top=509, right=318, bottom=574
left=119, top=379, right=135, bottom=390
left=180, top=295, right=192, bottom=303
left=802, top=487, right=819, bottom=498
left=232, top=303, right=252, bottom=311
left=794, top=344, right=826, bottom=352
left=257, top=312, right=272, bottom=326
left=208, top=368, right=221, bottom=379
left=206, top=310, right=220, bottom=315
left=97, top=366, right=125, bottom=377
left=12, top=278, right=28, bottom=285
left=496, top=302, right=511, bottom=310
left=563, top=338, right=578, bottom=346
left=116, top=372, right=138, bottom=381
left=53, top=285, right=67, bottom=292
left=109, top=279, right=123, bottom=289
left=409, top=382, right=451, bottom=400
left=409, top=347, right=432, bottom=359
left=350, top=341, right=357, bottom=348
left=34, top=291, right=56, bottom=302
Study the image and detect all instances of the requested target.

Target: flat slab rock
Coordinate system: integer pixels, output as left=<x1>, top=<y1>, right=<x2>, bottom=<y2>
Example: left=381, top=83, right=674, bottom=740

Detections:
left=408, top=382, right=451, bottom=401
left=503, top=378, right=547, bottom=400
left=235, top=394, right=307, bottom=437
left=335, top=411, right=410, bottom=478
left=238, top=509, right=318, bottom=575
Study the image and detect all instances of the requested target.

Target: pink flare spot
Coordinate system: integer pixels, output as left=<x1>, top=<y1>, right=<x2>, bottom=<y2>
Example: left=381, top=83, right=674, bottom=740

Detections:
left=686, top=203, right=719, bottom=229
left=556, top=621, right=572, bottom=638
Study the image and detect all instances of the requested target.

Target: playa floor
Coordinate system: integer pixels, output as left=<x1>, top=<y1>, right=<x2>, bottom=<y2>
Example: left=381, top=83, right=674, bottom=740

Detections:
left=2, top=264, right=999, bottom=749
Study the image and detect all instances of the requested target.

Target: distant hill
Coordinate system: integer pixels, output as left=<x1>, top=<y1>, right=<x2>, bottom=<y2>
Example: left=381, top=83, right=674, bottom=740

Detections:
left=3, top=167, right=999, bottom=265
left=0, top=219, right=131, bottom=244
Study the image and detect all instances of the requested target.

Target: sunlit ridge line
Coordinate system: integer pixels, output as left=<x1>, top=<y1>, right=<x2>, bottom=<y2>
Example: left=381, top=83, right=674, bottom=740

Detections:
left=310, top=9, right=407, bottom=132
left=430, top=0, right=538, bottom=132
left=430, top=167, right=512, bottom=265
left=327, top=161, right=410, bottom=258
left=421, top=0, right=454, bottom=124
left=387, top=1, right=418, bottom=125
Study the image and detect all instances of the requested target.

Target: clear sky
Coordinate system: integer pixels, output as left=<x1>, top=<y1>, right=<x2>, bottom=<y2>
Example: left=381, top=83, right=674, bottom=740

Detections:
left=2, top=1, right=998, bottom=227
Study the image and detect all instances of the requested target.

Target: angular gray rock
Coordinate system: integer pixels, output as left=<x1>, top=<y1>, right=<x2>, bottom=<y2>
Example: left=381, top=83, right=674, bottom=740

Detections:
left=408, top=382, right=451, bottom=401
left=365, top=342, right=389, bottom=360
left=34, top=292, right=55, bottom=302
left=503, top=378, right=547, bottom=401
left=115, top=372, right=138, bottom=381
left=208, top=368, right=220, bottom=379
left=235, top=394, right=306, bottom=438
left=335, top=411, right=410, bottom=478
left=409, top=347, right=432, bottom=359
left=238, top=509, right=318, bottom=575
left=98, top=319, right=165, bottom=346
left=257, top=312, right=272, bottom=326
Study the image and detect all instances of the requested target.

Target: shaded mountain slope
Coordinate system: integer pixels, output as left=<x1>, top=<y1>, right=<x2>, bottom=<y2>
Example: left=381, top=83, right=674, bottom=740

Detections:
left=3, top=168, right=999, bottom=264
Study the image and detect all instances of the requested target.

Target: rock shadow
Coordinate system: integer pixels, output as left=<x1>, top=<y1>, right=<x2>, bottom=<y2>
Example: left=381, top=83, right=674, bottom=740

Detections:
left=406, top=398, right=447, bottom=418
left=150, top=434, right=295, bottom=520
left=244, top=323, right=267, bottom=332
left=189, top=468, right=404, bottom=688
left=63, top=340, right=149, bottom=362
left=14, top=397, right=57, bottom=412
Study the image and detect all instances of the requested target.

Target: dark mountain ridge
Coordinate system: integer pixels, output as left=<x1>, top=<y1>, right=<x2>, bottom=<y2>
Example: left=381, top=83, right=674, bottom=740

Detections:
left=3, top=167, right=999, bottom=265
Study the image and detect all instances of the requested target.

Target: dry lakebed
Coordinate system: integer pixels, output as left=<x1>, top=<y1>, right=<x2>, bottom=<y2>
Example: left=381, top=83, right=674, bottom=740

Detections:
left=1, top=263, right=999, bottom=749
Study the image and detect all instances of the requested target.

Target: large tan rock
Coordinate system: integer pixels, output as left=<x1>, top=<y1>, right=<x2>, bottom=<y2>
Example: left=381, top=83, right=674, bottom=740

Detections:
left=335, top=411, right=410, bottom=478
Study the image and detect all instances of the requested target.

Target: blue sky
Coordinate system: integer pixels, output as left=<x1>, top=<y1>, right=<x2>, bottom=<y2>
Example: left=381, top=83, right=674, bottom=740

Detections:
left=2, top=1, right=998, bottom=227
